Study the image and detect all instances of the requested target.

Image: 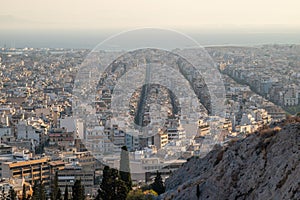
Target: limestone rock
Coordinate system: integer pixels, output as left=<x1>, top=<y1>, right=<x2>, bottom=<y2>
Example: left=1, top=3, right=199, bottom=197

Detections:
left=162, top=123, right=300, bottom=200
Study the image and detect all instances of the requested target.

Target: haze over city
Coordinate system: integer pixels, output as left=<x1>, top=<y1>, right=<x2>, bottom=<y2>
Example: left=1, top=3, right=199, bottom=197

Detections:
left=0, top=1, right=299, bottom=200
left=1, top=0, right=300, bottom=48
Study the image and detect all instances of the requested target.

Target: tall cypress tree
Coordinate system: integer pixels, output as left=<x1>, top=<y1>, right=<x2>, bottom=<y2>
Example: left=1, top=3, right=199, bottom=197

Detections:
left=81, top=184, right=85, bottom=200
left=94, top=189, right=101, bottom=200
left=99, top=166, right=128, bottom=200
left=51, top=171, right=59, bottom=200
left=32, top=181, right=46, bottom=200
left=9, top=186, right=17, bottom=200
left=22, top=184, right=26, bottom=200
left=32, top=181, right=38, bottom=200
left=57, top=188, right=62, bottom=200
left=119, top=146, right=132, bottom=190
left=72, top=179, right=85, bottom=200
left=39, top=182, right=46, bottom=200
left=64, top=185, right=68, bottom=200
left=99, top=166, right=111, bottom=200
left=150, top=171, right=165, bottom=195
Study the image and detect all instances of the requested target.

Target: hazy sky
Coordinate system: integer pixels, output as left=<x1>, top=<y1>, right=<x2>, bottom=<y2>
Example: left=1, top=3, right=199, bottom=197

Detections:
left=1, top=0, right=300, bottom=30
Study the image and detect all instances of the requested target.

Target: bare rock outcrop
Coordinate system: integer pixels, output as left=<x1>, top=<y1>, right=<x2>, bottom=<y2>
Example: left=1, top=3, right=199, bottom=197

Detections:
left=162, top=122, right=300, bottom=200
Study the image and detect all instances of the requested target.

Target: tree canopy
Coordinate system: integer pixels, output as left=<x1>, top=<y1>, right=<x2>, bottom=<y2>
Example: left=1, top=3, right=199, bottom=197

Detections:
left=98, top=166, right=129, bottom=200
left=72, top=179, right=85, bottom=200
left=150, top=171, right=165, bottom=195
left=64, top=185, right=69, bottom=200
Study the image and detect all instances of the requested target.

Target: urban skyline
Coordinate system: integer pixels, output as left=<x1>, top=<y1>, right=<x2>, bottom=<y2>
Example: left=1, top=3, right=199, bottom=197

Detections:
left=0, top=1, right=299, bottom=199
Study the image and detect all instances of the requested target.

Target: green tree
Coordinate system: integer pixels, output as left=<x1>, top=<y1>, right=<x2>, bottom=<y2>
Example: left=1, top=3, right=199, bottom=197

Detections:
left=32, top=181, right=46, bottom=200
left=32, top=182, right=38, bottom=200
left=116, top=179, right=128, bottom=200
left=126, top=189, right=144, bottom=200
left=126, top=189, right=157, bottom=200
left=99, top=166, right=128, bottom=200
left=64, top=185, right=69, bottom=200
left=51, top=171, right=59, bottom=200
left=22, top=184, right=26, bottom=200
left=8, top=186, right=17, bottom=200
left=57, top=188, right=62, bottom=200
left=72, top=179, right=85, bottom=200
left=150, top=171, right=165, bottom=195
left=39, top=182, right=46, bottom=200
left=120, top=146, right=132, bottom=190
left=99, top=166, right=111, bottom=199
left=94, top=189, right=101, bottom=200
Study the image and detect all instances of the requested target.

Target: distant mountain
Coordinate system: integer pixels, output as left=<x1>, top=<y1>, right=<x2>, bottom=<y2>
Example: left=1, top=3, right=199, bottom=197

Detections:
left=162, top=117, right=300, bottom=200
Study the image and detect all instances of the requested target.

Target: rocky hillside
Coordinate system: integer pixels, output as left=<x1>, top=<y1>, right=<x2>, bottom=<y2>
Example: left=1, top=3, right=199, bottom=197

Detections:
left=162, top=120, right=300, bottom=200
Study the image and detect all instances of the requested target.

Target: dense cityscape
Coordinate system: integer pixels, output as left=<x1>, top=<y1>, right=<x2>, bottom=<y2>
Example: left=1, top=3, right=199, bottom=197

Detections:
left=0, top=44, right=298, bottom=199
left=2, top=0, right=300, bottom=199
